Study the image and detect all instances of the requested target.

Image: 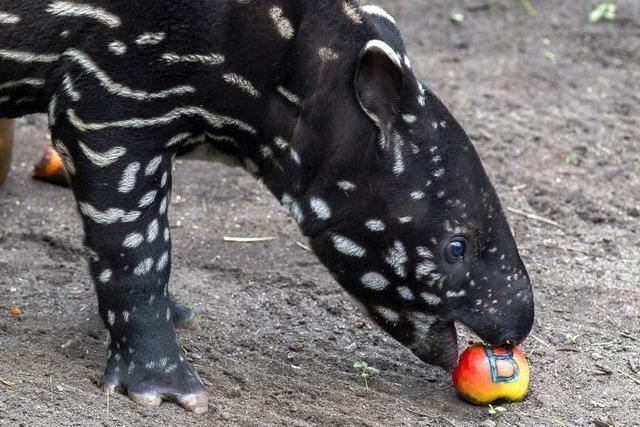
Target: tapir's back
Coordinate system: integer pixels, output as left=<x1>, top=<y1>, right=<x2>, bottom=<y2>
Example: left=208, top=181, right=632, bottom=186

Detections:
left=0, top=0, right=302, bottom=119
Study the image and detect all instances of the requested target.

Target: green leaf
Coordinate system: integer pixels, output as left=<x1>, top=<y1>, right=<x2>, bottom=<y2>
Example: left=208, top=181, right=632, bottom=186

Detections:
left=194, top=312, right=202, bottom=322
left=367, top=367, right=381, bottom=375
left=589, top=3, right=616, bottom=23
left=564, top=154, right=575, bottom=165
left=544, top=50, right=556, bottom=61
left=450, top=12, right=464, bottom=23
left=353, top=361, right=367, bottom=370
left=565, top=333, right=578, bottom=344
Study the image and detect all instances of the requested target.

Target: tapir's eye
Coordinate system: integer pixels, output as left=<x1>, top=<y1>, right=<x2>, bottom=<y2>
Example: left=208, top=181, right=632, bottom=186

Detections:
left=446, top=238, right=466, bottom=263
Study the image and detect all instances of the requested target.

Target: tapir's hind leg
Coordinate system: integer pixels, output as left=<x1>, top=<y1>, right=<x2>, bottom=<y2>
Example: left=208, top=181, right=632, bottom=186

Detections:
left=0, top=119, right=14, bottom=185
left=50, top=115, right=207, bottom=413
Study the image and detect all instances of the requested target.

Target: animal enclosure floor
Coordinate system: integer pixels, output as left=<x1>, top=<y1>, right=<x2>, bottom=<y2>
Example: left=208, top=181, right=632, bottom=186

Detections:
left=1, top=1, right=638, bottom=426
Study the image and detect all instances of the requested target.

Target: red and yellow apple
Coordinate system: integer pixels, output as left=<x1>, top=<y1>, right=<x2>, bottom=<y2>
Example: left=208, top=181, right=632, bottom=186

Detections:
left=453, top=344, right=529, bottom=405
left=32, top=146, right=67, bottom=186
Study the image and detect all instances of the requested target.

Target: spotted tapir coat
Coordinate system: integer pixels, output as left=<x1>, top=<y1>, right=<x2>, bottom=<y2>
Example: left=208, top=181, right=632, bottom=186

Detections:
left=0, top=0, right=534, bottom=412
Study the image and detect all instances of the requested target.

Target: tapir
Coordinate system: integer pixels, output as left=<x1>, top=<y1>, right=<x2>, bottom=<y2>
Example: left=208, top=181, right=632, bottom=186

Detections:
left=0, top=0, right=534, bottom=412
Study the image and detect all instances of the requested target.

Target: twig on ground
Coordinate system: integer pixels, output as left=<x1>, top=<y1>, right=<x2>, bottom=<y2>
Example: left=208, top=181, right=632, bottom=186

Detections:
left=621, top=332, right=638, bottom=341
left=556, top=347, right=580, bottom=352
left=530, top=334, right=552, bottom=348
left=506, top=207, right=564, bottom=230
left=405, top=408, right=430, bottom=418
left=0, top=378, right=16, bottom=387
left=617, top=369, right=640, bottom=385
left=295, top=241, right=312, bottom=252
left=594, top=364, right=613, bottom=375
left=223, top=236, right=278, bottom=243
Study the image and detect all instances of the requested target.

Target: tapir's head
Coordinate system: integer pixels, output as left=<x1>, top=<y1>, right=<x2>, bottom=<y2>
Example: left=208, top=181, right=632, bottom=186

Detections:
left=276, top=11, right=534, bottom=371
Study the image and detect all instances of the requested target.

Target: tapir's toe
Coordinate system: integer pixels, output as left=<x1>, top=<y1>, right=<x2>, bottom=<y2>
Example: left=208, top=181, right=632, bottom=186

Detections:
left=128, top=391, right=163, bottom=408
left=175, top=391, right=209, bottom=414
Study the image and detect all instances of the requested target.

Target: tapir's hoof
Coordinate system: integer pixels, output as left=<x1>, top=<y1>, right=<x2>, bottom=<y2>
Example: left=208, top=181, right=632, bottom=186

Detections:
left=170, top=296, right=198, bottom=331
left=104, top=351, right=208, bottom=413
left=32, top=146, right=68, bottom=187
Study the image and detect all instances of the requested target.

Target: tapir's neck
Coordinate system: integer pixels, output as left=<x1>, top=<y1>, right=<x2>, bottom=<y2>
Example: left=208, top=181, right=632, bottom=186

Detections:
left=251, top=1, right=378, bottom=236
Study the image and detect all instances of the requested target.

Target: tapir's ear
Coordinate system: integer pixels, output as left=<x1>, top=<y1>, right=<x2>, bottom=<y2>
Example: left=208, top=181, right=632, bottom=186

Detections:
left=355, top=40, right=404, bottom=127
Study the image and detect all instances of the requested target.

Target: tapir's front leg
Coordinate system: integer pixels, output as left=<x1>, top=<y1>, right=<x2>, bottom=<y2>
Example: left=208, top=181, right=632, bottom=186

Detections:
left=50, top=118, right=207, bottom=412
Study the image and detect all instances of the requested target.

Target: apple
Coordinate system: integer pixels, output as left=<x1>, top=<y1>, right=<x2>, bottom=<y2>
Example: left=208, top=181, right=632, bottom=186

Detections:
left=453, top=344, right=529, bottom=405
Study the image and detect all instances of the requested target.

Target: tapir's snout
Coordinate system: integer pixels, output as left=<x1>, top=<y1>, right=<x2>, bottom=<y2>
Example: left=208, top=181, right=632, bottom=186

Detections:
left=457, top=277, right=535, bottom=347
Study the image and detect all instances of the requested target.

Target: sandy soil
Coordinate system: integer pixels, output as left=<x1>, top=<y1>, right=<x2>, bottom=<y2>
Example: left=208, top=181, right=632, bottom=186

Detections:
left=1, top=1, right=639, bottom=426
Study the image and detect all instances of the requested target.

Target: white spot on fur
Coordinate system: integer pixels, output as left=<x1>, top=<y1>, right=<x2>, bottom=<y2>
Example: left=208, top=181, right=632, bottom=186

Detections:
left=310, top=198, right=331, bottom=220
left=392, top=132, right=405, bottom=176
left=402, top=114, right=417, bottom=124
left=159, top=197, right=167, bottom=215
left=135, top=32, right=165, bottom=45
left=418, top=83, right=426, bottom=107
left=108, top=40, right=127, bottom=55
left=222, top=73, right=260, bottom=97
left=0, top=11, right=21, bottom=24
left=156, top=251, right=169, bottom=271
left=376, top=307, right=400, bottom=324
left=276, top=85, right=301, bottom=106
left=164, top=227, right=170, bottom=242
left=138, top=190, right=157, bottom=208
left=145, top=156, right=162, bottom=175
left=365, top=219, right=385, bottom=232
left=332, top=235, right=366, bottom=257
left=123, top=233, right=144, bottom=248
left=415, top=260, right=437, bottom=280
left=98, top=269, right=112, bottom=284
left=397, top=286, right=415, bottom=300
left=411, top=191, right=425, bottom=200
left=78, top=141, right=125, bottom=167
left=147, top=219, right=159, bottom=242
left=281, top=194, right=304, bottom=224
left=417, top=247, right=433, bottom=258
left=107, top=310, right=116, bottom=326
left=447, top=290, right=467, bottom=298
left=46, top=1, right=121, bottom=28
left=318, top=47, right=339, bottom=61
left=399, top=216, right=413, bottom=224
left=337, top=181, right=357, bottom=191
left=269, top=6, right=295, bottom=39
left=122, top=311, right=130, bottom=322
left=0, top=50, right=58, bottom=63
left=343, top=2, right=363, bottom=24
left=118, top=162, right=140, bottom=193
left=134, top=258, right=154, bottom=276
left=161, top=52, right=224, bottom=65
left=421, top=293, right=442, bottom=306
left=360, top=272, right=389, bottom=291
left=385, top=241, right=408, bottom=278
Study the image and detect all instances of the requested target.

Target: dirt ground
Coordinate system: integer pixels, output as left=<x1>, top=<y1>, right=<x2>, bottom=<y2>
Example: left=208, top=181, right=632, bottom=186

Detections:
left=1, top=1, right=639, bottom=426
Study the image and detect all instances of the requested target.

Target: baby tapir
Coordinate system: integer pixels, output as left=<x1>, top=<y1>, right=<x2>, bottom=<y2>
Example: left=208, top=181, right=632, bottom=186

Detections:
left=0, top=0, right=535, bottom=413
